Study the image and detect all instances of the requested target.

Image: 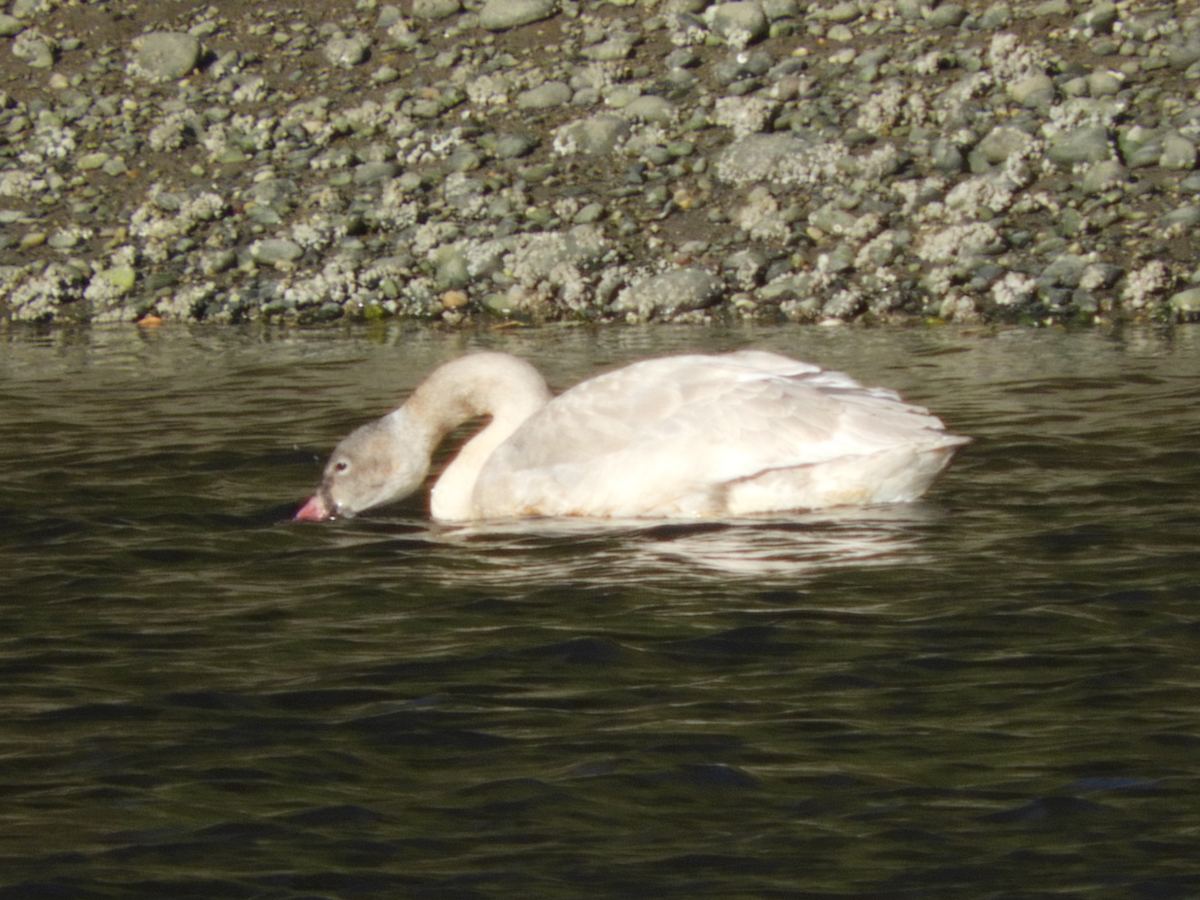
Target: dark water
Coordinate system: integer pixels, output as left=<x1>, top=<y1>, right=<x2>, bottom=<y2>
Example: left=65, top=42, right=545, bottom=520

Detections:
left=2, top=322, right=1199, bottom=900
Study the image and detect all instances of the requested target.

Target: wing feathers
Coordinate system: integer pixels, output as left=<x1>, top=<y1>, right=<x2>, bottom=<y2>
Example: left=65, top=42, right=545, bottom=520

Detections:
left=472, top=351, right=965, bottom=518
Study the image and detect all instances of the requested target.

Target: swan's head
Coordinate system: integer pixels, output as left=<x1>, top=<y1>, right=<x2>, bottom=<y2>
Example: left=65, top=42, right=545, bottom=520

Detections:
left=295, top=415, right=429, bottom=521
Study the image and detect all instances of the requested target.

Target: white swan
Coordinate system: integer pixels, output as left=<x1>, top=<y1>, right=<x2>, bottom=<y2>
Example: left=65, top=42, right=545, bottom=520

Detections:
left=295, top=350, right=969, bottom=522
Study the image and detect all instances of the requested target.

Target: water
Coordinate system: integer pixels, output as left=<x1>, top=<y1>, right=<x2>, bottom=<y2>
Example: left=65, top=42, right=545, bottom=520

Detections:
left=2, top=322, right=1199, bottom=900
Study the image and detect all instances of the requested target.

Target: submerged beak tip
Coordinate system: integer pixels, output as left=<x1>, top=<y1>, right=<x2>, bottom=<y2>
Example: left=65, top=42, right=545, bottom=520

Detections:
left=294, top=494, right=332, bottom=522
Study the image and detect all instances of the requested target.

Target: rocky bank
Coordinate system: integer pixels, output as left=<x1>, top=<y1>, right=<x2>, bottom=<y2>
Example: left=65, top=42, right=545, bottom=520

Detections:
left=2, top=0, right=1200, bottom=327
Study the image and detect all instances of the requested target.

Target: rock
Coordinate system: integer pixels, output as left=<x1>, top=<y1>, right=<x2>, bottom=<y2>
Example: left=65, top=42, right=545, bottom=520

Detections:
left=1074, top=1, right=1118, bottom=33
left=250, top=238, right=304, bottom=264
left=1168, top=287, right=1200, bottom=314
left=1079, top=159, right=1127, bottom=195
left=715, top=133, right=840, bottom=186
left=554, top=115, right=630, bottom=155
left=1086, top=69, right=1124, bottom=96
left=622, top=95, right=677, bottom=124
left=11, top=28, right=56, bottom=68
left=132, top=32, right=201, bottom=81
left=1007, top=73, right=1055, bottom=108
left=47, top=231, right=82, bottom=249
left=706, top=2, right=769, bottom=48
left=582, top=33, right=639, bottom=61
left=1039, top=254, right=1086, bottom=288
left=0, top=14, right=24, bottom=36
left=612, top=268, right=723, bottom=317
left=96, top=266, right=137, bottom=293
left=411, top=0, right=462, bottom=19
left=926, top=3, right=967, bottom=28
left=323, top=33, right=370, bottom=67
left=76, top=152, right=110, bottom=171
left=516, top=81, right=571, bottom=110
left=491, top=132, right=540, bottom=159
left=478, top=0, right=558, bottom=31
left=353, top=161, right=400, bottom=185
left=10, top=0, right=50, bottom=17
left=977, top=127, right=1035, bottom=164
left=1047, top=126, right=1111, bottom=166
left=827, top=0, right=860, bottom=23
left=1160, top=205, right=1200, bottom=229
left=1160, top=133, right=1197, bottom=171
left=931, top=138, right=965, bottom=174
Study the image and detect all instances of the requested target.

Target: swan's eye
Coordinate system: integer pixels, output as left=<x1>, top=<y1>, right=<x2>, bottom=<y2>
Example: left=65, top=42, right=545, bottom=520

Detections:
left=334, top=460, right=349, bottom=473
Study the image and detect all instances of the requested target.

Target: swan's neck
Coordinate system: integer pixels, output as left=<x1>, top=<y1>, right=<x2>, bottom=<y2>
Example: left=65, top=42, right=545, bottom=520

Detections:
left=397, top=352, right=552, bottom=521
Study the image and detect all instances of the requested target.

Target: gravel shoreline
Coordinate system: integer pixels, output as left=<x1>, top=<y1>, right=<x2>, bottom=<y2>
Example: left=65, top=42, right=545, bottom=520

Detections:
left=2, top=0, right=1200, bottom=327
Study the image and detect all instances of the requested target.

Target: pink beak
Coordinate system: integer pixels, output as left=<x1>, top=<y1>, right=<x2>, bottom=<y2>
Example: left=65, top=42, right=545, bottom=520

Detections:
left=294, top=494, right=333, bottom=521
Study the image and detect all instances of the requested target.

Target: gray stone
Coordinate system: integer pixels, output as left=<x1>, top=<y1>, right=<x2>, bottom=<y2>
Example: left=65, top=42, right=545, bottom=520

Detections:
left=516, top=81, right=571, bottom=110
left=1007, top=73, right=1055, bottom=108
left=1075, top=1, right=1118, bottom=32
left=491, top=132, right=540, bottom=159
left=1168, top=41, right=1200, bottom=70
left=1160, top=205, right=1200, bottom=228
left=133, top=32, right=201, bottom=81
left=1168, top=287, right=1200, bottom=313
left=555, top=115, right=630, bottom=155
left=96, top=266, right=137, bottom=293
left=612, top=268, right=723, bottom=317
left=977, top=127, right=1034, bottom=164
left=926, top=3, right=967, bottom=28
left=931, top=138, right=965, bottom=174
left=479, top=0, right=558, bottom=31
left=1080, top=159, right=1127, bottom=194
left=1047, top=126, right=1111, bottom=166
left=707, top=2, right=769, bottom=47
left=353, top=161, right=400, bottom=185
left=1130, top=143, right=1164, bottom=170
left=622, top=95, right=677, bottom=124
left=1086, top=70, right=1124, bottom=97
left=324, top=33, right=370, bottom=67
left=582, top=33, right=638, bottom=61
left=977, top=4, right=1011, bottom=28
left=1039, top=254, right=1086, bottom=288
left=827, top=1, right=860, bottom=23
left=1160, top=133, right=1197, bottom=170
left=0, top=14, right=24, bottom=36
left=250, top=239, right=304, bottom=264
left=11, top=28, right=55, bottom=68
left=411, top=0, right=462, bottom=19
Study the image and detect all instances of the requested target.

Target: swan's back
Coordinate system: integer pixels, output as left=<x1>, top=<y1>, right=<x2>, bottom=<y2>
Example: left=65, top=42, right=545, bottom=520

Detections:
left=472, top=350, right=968, bottom=518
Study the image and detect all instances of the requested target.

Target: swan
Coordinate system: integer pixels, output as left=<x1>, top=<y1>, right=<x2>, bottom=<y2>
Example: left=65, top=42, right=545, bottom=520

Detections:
left=294, top=350, right=969, bottom=522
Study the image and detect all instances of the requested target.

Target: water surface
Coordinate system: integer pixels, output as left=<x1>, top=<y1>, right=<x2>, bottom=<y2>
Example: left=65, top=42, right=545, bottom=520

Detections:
left=2, top=323, right=1199, bottom=900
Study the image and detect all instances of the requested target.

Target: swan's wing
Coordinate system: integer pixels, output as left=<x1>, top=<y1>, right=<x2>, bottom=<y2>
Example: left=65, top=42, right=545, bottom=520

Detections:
left=474, top=352, right=966, bottom=517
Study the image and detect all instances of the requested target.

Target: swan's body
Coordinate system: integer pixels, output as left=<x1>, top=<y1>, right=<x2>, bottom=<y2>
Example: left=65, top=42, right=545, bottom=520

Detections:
left=295, top=350, right=968, bottom=522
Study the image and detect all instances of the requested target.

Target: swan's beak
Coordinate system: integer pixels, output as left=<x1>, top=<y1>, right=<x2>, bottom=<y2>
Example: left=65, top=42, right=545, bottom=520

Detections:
left=294, top=494, right=333, bottom=521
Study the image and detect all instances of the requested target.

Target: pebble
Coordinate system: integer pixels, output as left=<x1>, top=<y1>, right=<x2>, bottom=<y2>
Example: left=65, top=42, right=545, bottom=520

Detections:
left=1047, top=126, right=1112, bottom=166
left=3, top=0, right=1200, bottom=327
left=323, top=33, right=371, bottom=67
left=412, top=0, right=462, bottom=19
left=96, top=266, right=136, bottom=293
left=1007, top=73, right=1055, bottom=107
left=706, top=2, right=769, bottom=48
left=11, top=28, right=55, bottom=68
left=250, top=239, right=304, bottom=264
left=612, top=268, right=723, bottom=317
left=516, top=81, right=571, bottom=110
left=132, top=32, right=201, bottom=81
left=1160, top=134, right=1197, bottom=170
left=479, top=0, right=558, bottom=31
left=555, top=115, right=629, bottom=155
